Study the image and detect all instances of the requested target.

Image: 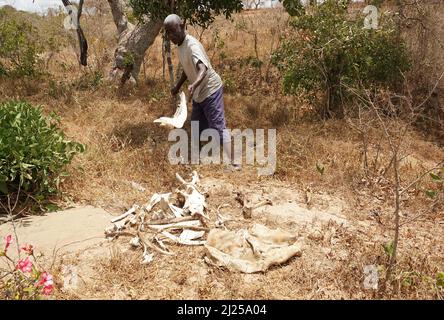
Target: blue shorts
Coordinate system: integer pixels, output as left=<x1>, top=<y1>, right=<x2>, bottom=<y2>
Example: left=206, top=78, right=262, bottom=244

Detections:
left=191, top=86, right=231, bottom=144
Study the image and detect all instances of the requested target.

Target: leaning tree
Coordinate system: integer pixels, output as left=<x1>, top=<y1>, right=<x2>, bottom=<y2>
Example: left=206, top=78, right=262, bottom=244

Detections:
left=114, top=0, right=243, bottom=84
left=62, top=0, right=243, bottom=85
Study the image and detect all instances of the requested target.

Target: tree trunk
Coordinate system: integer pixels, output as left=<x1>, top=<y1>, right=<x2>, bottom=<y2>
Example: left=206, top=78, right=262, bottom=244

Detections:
left=162, top=32, right=178, bottom=111
left=61, top=0, right=88, bottom=66
left=107, top=0, right=163, bottom=85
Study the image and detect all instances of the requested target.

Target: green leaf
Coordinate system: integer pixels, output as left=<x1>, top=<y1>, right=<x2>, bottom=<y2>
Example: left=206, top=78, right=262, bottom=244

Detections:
left=402, top=276, right=413, bottom=287
left=425, top=190, right=437, bottom=199
left=437, top=272, right=444, bottom=288
left=0, top=181, right=8, bottom=194
left=44, top=203, right=61, bottom=213
left=383, top=241, right=394, bottom=258
left=430, top=173, right=442, bottom=182
left=23, top=286, right=35, bottom=294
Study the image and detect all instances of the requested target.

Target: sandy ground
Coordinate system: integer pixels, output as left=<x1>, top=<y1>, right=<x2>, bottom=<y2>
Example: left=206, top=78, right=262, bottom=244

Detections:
left=0, top=206, right=124, bottom=296
left=0, top=206, right=113, bottom=259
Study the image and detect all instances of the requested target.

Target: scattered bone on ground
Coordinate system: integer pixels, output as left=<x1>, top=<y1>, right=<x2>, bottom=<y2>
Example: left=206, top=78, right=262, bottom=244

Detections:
left=104, top=171, right=306, bottom=272
left=1, top=172, right=392, bottom=299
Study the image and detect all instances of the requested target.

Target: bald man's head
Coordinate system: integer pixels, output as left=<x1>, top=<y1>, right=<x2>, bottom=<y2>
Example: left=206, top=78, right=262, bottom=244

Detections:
left=164, top=14, right=186, bottom=45
left=164, top=14, right=183, bottom=27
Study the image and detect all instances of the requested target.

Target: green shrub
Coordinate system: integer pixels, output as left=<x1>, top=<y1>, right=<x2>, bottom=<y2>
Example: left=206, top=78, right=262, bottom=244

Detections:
left=0, top=9, right=42, bottom=78
left=273, top=0, right=411, bottom=118
left=75, top=71, right=103, bottom=91
left=129, top=0, right=243, bottom=28
left=0, top=101, right=85, bottom=198
left=280, top=0, right=305, bottom=17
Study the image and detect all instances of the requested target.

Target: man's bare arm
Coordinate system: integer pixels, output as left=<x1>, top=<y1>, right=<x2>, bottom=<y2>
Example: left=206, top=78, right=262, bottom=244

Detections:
left=171, top=71, right=187, bottom=96
left=188, top=61, right=207, bottom=102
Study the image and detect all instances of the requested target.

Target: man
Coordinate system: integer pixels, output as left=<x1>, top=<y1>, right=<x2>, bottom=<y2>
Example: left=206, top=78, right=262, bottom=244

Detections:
left=164, top=14, right=240, bottom=170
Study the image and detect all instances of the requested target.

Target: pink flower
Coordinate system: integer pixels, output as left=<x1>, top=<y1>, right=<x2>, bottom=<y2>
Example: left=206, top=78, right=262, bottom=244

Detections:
left=42, top=284, right=54, bottom=295
left=16, top=256, right=33, bottom=273
left=36, top=272, right=54, bottom=295
left=4, top=234, right=12, bottom=252
left=20, top=244, right=34, bottom=255
left=36, top=272, right=53, bottom=286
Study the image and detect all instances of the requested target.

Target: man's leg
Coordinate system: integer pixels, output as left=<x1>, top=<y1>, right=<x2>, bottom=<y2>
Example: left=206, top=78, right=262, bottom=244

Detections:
left=200, top=87, right=240, bottom=169
left=191, top=100, right=209, bottom=156
left=191, top=101, right=209, bottom=132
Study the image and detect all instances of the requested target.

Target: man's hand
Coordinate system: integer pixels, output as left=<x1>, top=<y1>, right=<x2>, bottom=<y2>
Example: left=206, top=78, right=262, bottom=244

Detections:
left=187, top=84, right=195, bottom=102
left=171, top=71, right=187, bottom=97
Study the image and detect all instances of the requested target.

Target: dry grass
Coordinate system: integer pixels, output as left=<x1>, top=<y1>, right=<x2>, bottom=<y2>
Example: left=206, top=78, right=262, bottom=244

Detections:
left=0, top=7, right=443, bottom=300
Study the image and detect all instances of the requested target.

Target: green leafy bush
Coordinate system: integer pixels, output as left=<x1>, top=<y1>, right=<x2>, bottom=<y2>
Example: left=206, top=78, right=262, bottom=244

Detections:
left=280, top=0, right=305, bottom=17
left=0, top=101, right=85, bottom=197
left=0, top=9, right=42, bottom=78
left=129, top=0, right=243, bottom=28
left=273, top=0, right=411, bottom=118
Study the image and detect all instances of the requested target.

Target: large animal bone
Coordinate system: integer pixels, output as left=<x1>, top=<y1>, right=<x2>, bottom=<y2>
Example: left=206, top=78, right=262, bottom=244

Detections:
left=138, top=235, right=155, bottom=265
left=145, top=193, right=170, bottom=212
left=105, top=171, right=210, bottom=263
left=105, top=219, right=128, bottom=237
left=175, top=171, right=208, bottom=219
left=161, top=231, right=206, bottom=246
left=153, top=92, right=187, bottom=128
left=176, top=171, right=205, bottom=194
left=180, top=230, right=206, bottom=242
left=154, top=236, right=168, bottom=251
left=176, top=171, right=199, bottom=186
left=242, top=199, right=273, bottom=219
left=180, top=189, right=208, bottom=218
left=137, top=232, right=174, bottom=256
left=111, top=205, right=139, bottom=223
left=147, top=193, right=185, bottom=218
left=146, top=220, right=203, bottom=232
left=168, top=203, right=185, bottom=218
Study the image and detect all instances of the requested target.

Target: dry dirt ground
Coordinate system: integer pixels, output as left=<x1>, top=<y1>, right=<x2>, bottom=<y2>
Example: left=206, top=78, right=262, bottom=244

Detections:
left=2, top=169, right=442, bottom=300
left=0, top=173, right=352, bottom=299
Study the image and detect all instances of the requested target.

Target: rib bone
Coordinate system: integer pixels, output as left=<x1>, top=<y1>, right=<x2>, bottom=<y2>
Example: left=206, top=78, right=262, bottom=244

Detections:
left=111, top=205, right=139, bottom=223
left=161, top=231, right=206, bottom=246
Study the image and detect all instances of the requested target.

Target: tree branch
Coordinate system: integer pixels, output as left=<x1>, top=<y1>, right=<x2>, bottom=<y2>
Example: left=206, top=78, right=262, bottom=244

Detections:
left=61, top=0, right=88, bottom=66
left=107, top=0, right=132, bottom=35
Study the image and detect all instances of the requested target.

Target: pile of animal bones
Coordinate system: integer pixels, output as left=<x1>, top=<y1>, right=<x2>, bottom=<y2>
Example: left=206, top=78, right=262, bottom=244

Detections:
left=104, top=171, right=304, bottom=272
left=104, top=171, right=211, bottom=264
